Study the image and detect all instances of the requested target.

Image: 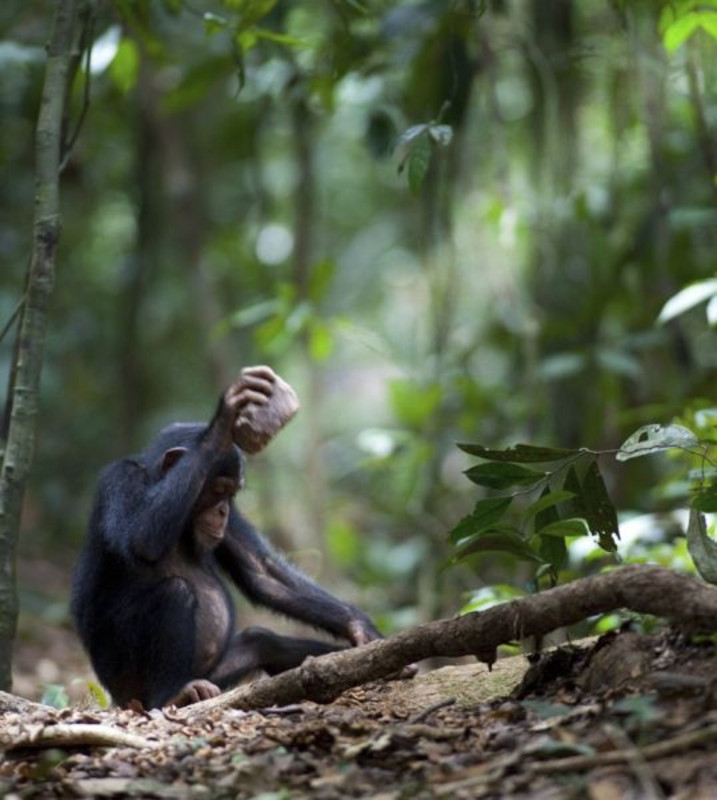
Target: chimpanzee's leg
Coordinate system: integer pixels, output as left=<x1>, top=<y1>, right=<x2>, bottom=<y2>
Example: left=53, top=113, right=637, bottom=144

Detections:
left=207, top=626, right=340, bottom=689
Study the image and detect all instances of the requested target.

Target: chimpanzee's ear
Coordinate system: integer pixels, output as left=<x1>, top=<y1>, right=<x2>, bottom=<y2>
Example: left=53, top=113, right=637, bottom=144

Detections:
left=160, top=447, right=188, bottom=475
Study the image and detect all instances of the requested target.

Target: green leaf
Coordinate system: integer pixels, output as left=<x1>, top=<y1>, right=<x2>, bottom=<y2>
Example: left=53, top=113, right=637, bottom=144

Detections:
left=239, top=0, right=279, bottom=27
left=616, top=424, right=700, bottom=461
left=254, top=28, right=306, bottom=47
left=449, top=530, right=544, bottom=565
left=538, top=535, right=567, bottom=575
left=692, top=488, right=717, bottom=513
left=308, top=320, right=334, bottom=362
left=662, top=12, right=703, bottom=51
left=203, top=12, right=228, bottom=35
left=458, top=443, right=580, bottom=463
left=308, top=258, right=336, bottom=303
left=581, top=462, right=620, bottom=551
left=532, top=487, right=566, bottom=575
left=537, top=518, right=591, bottom=538
left=686, top=509, right=717, bottom=584
left=657, top=279, right=717, bottom=323
left=448, top=497, right=513, bottom=544
left=407, top=134, right=431, bottom=194
left=41, top=684, right=69, bottom=709
left=397, top=123, right=429, bottom=148
left=86, top=680, right=110, bottom=709
left=109, top=38, right=139, bottom=94
left=389, top=379, right=442, bottom=428
left=464, top=462, right=545, bottom=490
left=229, top=299, right=279, bottom=328
left=525, top=490, right=575, bottom=521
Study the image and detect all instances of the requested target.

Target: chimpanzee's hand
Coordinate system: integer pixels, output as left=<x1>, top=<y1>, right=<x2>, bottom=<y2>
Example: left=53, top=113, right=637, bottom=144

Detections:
left=348, top=617, right=418, bottom=680
left=347, top=617, right=382, bottom=647
left=232, top=365, right=300, bottom=454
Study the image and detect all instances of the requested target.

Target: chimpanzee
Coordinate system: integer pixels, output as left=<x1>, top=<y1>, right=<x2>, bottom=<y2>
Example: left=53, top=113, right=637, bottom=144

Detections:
left=71, top=366, right=381, bottom=709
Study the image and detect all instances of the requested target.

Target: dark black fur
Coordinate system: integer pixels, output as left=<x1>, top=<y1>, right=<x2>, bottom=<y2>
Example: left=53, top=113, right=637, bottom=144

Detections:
left=71, top=405, right=378, bottom=708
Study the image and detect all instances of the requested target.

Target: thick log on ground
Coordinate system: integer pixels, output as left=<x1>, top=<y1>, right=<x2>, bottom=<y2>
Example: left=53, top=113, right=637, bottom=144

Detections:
left=186, top=565, right=717, bottom=716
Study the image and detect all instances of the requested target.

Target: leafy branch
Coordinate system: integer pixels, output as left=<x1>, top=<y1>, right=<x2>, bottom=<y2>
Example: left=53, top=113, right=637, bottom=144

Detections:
left=447, top=423, right=717, bottom=589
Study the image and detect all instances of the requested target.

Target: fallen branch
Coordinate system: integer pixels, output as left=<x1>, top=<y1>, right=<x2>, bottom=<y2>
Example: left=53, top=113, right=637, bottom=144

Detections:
left=531, top=723, right=717, bottom=773
left=0, top=691, right=47, bottom=714
left=1, top=723, right=155, bottom=752
left=186, top=565, right=717, bottom=715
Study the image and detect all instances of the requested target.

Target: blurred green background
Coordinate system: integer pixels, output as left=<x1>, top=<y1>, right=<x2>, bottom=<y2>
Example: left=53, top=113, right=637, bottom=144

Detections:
left=2, top=0, right=716, bottom=656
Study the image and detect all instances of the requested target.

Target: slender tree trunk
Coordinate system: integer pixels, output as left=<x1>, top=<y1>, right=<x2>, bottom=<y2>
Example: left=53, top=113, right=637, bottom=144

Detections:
left=0, top=0, right=77, bottom=691
left=289, top=96, right=328, bottom=551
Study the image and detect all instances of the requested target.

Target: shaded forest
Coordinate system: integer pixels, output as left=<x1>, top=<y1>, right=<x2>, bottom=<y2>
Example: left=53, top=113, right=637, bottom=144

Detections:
left=1, top=0, right=717, bottom=759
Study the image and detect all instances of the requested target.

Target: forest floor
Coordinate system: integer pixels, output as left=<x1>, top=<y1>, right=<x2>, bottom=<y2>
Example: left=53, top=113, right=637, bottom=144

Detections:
left=2, top=559, right=717, bottom=798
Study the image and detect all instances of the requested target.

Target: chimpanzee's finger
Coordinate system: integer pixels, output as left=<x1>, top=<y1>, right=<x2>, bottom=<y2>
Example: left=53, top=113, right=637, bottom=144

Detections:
left=239, top=377, right=274, bottom=397
left=241, top=365, right=277, bottom=384
left=236, top=388, right=270, bottom=407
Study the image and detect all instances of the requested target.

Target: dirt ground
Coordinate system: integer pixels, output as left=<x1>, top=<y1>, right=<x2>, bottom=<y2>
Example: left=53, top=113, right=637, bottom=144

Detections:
left=3, top=559, right=717, bottom=798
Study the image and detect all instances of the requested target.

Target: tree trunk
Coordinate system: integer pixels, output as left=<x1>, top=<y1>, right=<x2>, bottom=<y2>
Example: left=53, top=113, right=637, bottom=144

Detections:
left=0, top=0, right=77, bottom=691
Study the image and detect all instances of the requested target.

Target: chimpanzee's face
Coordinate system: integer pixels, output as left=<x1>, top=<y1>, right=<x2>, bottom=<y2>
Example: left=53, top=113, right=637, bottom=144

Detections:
left=193, top=475, right=241, bottom=549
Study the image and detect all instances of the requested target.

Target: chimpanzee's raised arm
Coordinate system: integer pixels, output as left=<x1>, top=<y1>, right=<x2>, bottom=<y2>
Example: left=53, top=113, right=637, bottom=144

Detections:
left=216, top=511, right=381, bottom=646
left=100, top=387, right=245, bottom=564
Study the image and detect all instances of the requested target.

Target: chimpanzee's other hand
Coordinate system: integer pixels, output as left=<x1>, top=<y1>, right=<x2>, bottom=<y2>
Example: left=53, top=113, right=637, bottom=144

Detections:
left=232, top=366, right=300, bottom=454
left=168, top=678, right=221, bottom=707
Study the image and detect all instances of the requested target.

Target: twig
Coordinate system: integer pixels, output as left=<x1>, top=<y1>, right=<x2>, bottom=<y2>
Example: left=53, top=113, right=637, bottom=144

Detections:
left=531, top=723, right=717, bottom=774
left=2, top=723, right=156, bottom=752
left=409, top=697, right=456, bottom=724
left=0, top=295, right=25, bottom=346
left=60, top=1, right=94, bottom=172
left=604, top=723, right=665, bottom=799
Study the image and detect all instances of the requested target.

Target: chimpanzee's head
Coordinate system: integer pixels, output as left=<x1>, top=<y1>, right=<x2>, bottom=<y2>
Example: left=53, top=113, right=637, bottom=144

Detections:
left=150, top=424, right=245, bottom=551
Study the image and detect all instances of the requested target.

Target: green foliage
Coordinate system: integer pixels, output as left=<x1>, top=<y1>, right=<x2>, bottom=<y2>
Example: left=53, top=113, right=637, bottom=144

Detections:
left=108, top=38, right=139, bottom=94
left=41, top=683, right=69, bottom=709
left=396, top=121, right=454, bottom=194
left=657, top=278, right=717, bottom=326
left=660, top=1, right=717, bottom=52
left=447, top=443, right=618, bottom=585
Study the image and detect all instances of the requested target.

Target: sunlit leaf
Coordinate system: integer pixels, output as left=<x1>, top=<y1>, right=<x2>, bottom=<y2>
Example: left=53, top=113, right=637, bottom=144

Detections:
left=458, top=443, right=579, bottom=462
left=686, top=509, right=717, bottom=584
left=308, top=319, right=334, bottom=362
left=464, top=462, right=545, bottom=490
left=86, top=680, right=110, bottom=709
left=616, top=423, right=699, bottom=461
left=389, top=379, right=442, bottom=427
left=255, top=28, right=306, bottom=47
left=448, top=497, right=513, bottom=544
left=203, top=12, right=228, bottom=35
left=109, top=38, right=139, bottom=94
left=397, top=123, right=429, bottom=148
left=428, top=124, right=453, bottom=147
left=536, top=518, right=590, bottom=538
left=657, top=279, right=717, bottom=323
left=662, top=12, right=702, bottom=51
left=706, top=294, right=717, bottom=326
